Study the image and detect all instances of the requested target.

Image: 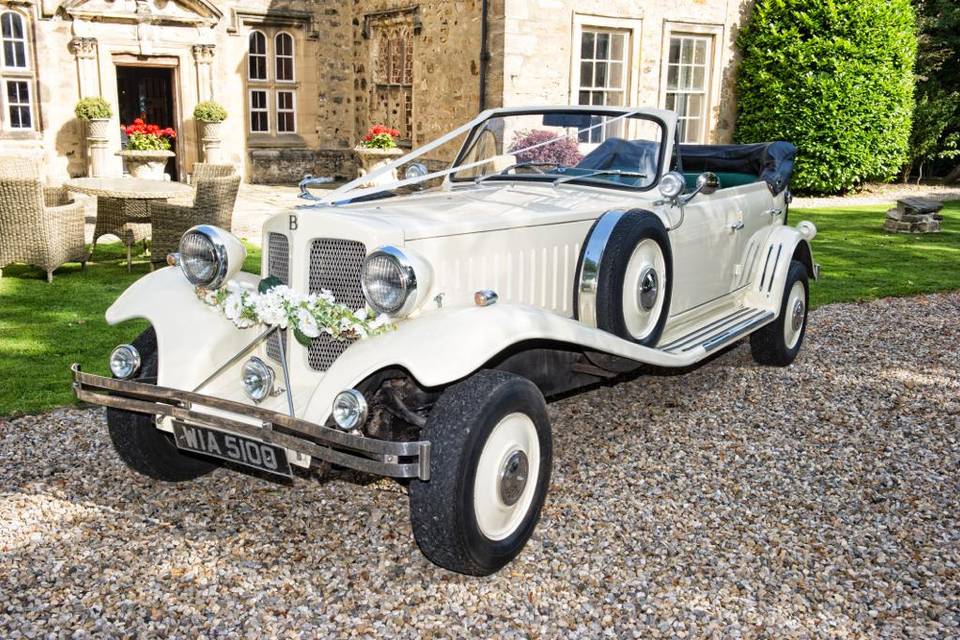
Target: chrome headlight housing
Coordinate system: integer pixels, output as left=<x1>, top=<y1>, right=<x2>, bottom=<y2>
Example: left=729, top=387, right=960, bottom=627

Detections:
left=178, top=225, right=246, bottom=289
left=361, top=246, right=419, bottom=316
left=241, top=357, right=275, bottom=403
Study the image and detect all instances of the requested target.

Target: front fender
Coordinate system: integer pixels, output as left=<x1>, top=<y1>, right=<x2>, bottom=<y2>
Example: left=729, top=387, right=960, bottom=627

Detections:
left=300, top=303, right=705, bottom=424
left=106, top=267, right=260, bottom=389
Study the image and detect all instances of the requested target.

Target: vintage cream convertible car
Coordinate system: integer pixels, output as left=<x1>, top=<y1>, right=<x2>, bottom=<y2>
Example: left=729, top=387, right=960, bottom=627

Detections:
left=73, top=106, right=817, bottom=575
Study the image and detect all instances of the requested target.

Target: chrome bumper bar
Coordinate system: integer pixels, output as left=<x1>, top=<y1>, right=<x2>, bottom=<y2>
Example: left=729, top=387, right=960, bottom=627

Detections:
left=71, top=364, right=431, bottom=481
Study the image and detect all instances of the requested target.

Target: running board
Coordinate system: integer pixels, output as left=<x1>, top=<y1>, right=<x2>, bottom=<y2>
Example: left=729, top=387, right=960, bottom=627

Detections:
left=660, top=307, right=775, bottom=354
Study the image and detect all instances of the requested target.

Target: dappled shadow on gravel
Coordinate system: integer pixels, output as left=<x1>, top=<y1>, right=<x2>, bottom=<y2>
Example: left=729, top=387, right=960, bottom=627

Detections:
left=1, top=293, right=958, bottom=638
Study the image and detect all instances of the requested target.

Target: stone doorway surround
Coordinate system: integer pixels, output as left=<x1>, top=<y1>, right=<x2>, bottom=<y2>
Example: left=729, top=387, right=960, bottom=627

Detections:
left=63, top=0, right=222, bottom=178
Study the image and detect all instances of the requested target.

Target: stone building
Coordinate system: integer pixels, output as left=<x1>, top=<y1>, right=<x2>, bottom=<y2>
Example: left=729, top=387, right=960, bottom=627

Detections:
left=0, top=0, right=749, bottom=184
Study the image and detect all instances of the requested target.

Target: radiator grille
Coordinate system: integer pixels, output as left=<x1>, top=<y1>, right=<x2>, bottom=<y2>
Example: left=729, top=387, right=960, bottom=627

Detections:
left=265, top=233, right=289, bottom=362
left=307, top=239, right=367, bottom=371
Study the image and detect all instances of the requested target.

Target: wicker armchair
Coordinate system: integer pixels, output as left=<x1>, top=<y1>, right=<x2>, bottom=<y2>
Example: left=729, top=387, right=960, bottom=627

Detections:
left=0, top=177, right=86, bottom=282
left=150, top=173, right=241, bottom=267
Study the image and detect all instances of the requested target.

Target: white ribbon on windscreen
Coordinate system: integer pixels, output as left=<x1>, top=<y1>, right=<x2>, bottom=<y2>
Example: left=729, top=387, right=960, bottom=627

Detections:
left=300, top=108, right=645, bottom=205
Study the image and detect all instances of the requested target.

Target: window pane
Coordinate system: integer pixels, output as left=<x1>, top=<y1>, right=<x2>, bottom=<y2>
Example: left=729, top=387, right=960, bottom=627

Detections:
left=688, top=94, right=703, bottom=117
left=667, top=64, right=678, bottom=90
left=249, top=32, right=265, bottom=54
left=594, top=61, right=606, bottom=88
left=1, top=13, right=11, bottom=39
left=681, top=39, right=694, bottom=64
left=694, top=40, right=707, bottom=65
left=578, top=90, right=589, bottom=106
left=611, top=33, right=624, bottom=61
left=679, top=64, right=691, bottom=90
left=665, top=93, right=675, bottom=110
left=580, top=31, right=595, bottom=60
left=277, top=58, right=292, bottom=81
left=278, top=112, right=295, bottom=133
left=276, top=34, right=292, bottom=56
left=278, top=91, right=293, bottom=110
left=3, top=41, right=13, bottom=67
left=16, top=105, right=30, bottom=128
left=692, top=66, right=705, bottom=90
left=591, top=91, right=604, bottom=106
left=609, top=62, right=623, bottom=89
left=606, top=90, right=623, bottom=106
left=595, top=33, right=609, bottom=60
left=669, top=38, right=681, bottom=64
left=251, top=90, right=266, bottom=109
left=580, top=61, right=593, bottom=87
left=13, top=40, right=24, bottom=67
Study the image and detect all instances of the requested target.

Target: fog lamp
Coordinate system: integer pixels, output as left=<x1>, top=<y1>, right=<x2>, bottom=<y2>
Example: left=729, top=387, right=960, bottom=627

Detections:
left=332, top=389, right=368, bottom=431
left=109, top=344, right=141, bottom=379
left=241, top=357, right=275, bottom=403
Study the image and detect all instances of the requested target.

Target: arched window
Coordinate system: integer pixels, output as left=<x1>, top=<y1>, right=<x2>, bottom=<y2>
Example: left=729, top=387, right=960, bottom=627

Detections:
left=1, top=10, right=34, bottom=131
left=248, top=30, right=267, bottom=81
left=1, top=11, right=28, bottom=69
left=274, top=32, right=294, bottom=82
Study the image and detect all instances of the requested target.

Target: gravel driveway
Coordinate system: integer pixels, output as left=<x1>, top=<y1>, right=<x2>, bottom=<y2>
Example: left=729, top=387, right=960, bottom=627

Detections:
left=2, top=293, right=958, bottom=638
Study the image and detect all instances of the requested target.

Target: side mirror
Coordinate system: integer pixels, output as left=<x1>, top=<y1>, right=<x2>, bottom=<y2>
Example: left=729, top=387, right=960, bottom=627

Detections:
left=695, top=172, right=720, bottom=196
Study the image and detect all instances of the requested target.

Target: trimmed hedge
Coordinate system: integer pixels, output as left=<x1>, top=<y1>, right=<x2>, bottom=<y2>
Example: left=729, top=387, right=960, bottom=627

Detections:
left=734, top=0, right=917, bottom=194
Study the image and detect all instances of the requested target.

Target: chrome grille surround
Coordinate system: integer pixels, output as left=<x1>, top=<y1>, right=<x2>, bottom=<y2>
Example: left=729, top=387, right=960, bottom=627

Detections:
left=307, top=239, right=367, bottom=371
left=265, top=233, right=290, bottom=362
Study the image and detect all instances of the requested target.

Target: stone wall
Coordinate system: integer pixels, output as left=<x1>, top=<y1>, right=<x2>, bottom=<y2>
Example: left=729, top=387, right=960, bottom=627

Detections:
left=499, top=0, right=749, bottom=143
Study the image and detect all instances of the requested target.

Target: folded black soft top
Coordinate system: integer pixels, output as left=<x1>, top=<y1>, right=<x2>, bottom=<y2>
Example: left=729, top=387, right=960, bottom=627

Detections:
left=678, top=141, right=797, bottom=195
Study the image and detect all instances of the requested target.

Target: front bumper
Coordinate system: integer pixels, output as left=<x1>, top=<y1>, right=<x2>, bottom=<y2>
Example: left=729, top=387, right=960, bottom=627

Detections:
left=71, top=364, right=431, bottom=480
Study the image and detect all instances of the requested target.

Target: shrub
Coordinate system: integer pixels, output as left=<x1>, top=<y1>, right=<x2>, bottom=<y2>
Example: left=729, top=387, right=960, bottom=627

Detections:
left=193, top=100, right=228, bottom=123
left=734, top=0, right=917, bottom=194
left=74, top=97, right=112, bottom=121
left=508, top=130, right=582, bottom=166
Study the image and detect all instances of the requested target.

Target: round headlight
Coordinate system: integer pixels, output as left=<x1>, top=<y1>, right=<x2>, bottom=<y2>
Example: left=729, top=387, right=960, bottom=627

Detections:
left=332, top=389, right=368, bottom=431
left=109, top=344, right=141, bottom=379
left=658, top=171, right=686, bottom=200
left=178, top=225, right=236, bottom=289
left=361, top=246, right=417, bottom=316
left=241, top=357, right=275, bottom=403
left=404, top=162, right=429, bottom=181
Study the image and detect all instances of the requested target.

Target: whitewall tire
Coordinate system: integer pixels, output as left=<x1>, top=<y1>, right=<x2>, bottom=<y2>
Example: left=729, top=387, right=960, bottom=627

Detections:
left=750, top=259, right=809, bottom=366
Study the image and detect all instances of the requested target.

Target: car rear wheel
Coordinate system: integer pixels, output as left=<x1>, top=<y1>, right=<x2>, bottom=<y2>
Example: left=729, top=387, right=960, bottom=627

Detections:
left=408, top=370, right=552, bottom=576
left=750, top=259, right=809, bottom=366
left=106, top=327, right=219, bottom=482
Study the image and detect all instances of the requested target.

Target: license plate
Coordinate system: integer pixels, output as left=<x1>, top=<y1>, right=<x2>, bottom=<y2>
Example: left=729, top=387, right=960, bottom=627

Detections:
left=173, top=423, right=292, bottom=478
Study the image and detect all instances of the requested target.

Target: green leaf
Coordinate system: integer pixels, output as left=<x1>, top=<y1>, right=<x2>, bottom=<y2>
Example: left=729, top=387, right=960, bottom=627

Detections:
left=293, top=327, right=313, bottom=347
left=258, top=276, right=283, bottom=293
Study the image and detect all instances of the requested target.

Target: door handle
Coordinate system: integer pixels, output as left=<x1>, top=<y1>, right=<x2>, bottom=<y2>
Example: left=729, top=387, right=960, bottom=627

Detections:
left=730, top=221, right=745, bottom=231
left=766, top=208, right=783, bottom=217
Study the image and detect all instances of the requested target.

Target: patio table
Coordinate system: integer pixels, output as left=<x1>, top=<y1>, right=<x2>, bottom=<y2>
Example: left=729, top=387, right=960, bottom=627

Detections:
left=65, top=177, right=193, bottom=271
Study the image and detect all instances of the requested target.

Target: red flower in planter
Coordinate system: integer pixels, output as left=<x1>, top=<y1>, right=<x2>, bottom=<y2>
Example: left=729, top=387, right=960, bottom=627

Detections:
left=123, top=119, right=176, bottom=151
left=360, top=124, right=401, bottom=149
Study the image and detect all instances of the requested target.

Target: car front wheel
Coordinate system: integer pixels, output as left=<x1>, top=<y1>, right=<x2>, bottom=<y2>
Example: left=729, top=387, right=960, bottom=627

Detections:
left=408, top=370, right=553, bottom=576
left=106, top=327, right=220, bottom=482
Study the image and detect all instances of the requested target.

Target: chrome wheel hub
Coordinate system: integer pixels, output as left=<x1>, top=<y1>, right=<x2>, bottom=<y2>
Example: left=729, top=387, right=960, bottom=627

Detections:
left=791, top=298, right=805, bottom=332
left=638, top=267, right=659, bottom=311
left=498, top=450, right=529, bottom=506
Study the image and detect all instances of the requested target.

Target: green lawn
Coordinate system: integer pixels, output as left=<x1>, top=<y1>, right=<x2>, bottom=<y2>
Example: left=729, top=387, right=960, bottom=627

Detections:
left=797, top=201, right=960, bottom=307
left=0, top=242, right=261, bottom=417
left=0, top=203, right=957, bottom=417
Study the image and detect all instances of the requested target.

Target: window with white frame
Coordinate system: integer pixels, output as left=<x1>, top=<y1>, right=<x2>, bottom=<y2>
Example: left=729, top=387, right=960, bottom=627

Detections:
left=245, top=28, right=299, bottom=136
left=576, top=28, right=629, bottom=143
left=249, top=89, right=269, bottom=133
left=1, top=10, right=35, bottom=132
left=275, top=32, right=294, bottom=82
left=248, top=31, right=267, bottom=81
left=665, top=35, right=712, bottom=143
left=276, top=90, right=295, bottom=133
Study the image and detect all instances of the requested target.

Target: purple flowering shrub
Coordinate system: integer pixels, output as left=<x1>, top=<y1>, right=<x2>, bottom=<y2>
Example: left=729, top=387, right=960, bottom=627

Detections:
left=508, top=129, right=583, bottom=166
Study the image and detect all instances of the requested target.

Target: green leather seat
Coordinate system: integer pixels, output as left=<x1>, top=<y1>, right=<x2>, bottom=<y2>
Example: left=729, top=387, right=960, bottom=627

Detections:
left=682, top=171, right=758, bottom=190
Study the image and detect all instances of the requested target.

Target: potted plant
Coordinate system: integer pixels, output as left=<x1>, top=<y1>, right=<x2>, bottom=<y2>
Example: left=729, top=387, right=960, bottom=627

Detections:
left=355, top=124, right=404, bottom=187
left=75, top=97, right=113, bottom=139
left=193, top=101, right=227, bottom=162
left=118, top=118, right=177, bottom=180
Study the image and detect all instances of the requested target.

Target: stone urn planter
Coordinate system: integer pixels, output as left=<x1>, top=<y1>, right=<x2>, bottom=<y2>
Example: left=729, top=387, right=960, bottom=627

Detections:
left=199, top=120, right=224, bottom=163
left=117, top=149, right=175, bottom=180
left=85, top=118, right=112, bottom=178
left=354, top=146, right=404, bottom=187
left=87, top=117, right=112, bottom=140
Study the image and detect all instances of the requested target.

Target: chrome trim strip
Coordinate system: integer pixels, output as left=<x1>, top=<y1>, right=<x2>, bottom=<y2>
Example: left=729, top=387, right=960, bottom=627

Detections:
left=71, top=364, right=431, bottom=480
left=767, top=244, right=783, bottom=293
left=701, top=310, right=774, bottom=352
left=576, top=210, right=625, bottom=328
left=660, top=307, right=757, bottom=351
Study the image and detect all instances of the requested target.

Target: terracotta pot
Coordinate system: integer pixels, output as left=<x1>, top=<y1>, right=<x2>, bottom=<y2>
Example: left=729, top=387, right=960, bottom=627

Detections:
left=117, top=149, right=175, bottom=180
left=354, top=146, right=404, bottom=187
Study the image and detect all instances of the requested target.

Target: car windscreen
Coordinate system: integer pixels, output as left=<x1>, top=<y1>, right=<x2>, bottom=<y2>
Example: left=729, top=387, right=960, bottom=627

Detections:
left=450, top=110, right=665, bottom=190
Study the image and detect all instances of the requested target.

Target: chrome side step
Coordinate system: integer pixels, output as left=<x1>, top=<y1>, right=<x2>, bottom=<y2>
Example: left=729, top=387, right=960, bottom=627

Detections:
left=661, top=307, right=774, bottom=354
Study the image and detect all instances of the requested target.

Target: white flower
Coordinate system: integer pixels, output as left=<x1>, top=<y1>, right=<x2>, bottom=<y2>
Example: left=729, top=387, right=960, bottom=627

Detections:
left=354, top=307, right=369, bottom=320
left=223, top=291, right=245, bottom=321
left=296, top=308, right=321, bottom=338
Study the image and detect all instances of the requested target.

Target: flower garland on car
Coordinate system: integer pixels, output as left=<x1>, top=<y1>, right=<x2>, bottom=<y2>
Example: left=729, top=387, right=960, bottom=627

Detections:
left=123, top=118, right=176, bottom=151
left=359, top=124, right=401, bottom=149
left=196, top=276, right=392, bottom=346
